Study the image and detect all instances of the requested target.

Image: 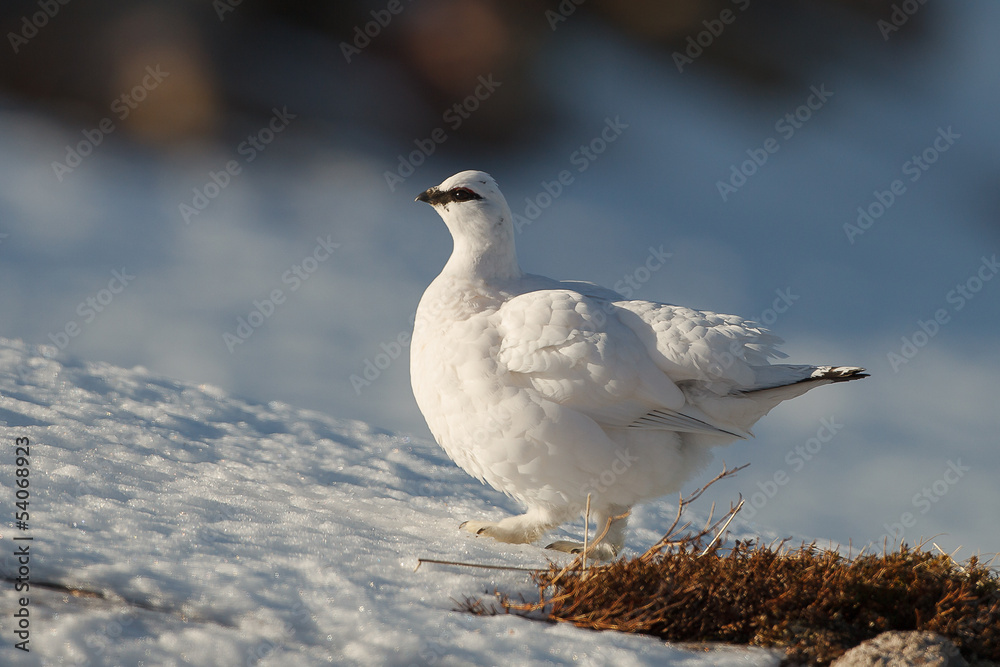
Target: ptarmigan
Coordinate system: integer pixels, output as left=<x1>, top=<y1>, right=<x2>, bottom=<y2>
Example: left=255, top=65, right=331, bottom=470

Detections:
left=411, top=170, right=866, bottom=559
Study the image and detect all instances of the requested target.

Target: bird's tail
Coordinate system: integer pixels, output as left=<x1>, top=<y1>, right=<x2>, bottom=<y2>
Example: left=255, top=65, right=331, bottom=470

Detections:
left=686, top=366, right=868, bottom=438
left=747, top=365, right=868, bottom=392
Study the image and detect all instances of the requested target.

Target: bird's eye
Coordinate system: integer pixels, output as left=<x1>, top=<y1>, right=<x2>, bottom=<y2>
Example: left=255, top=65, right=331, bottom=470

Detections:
left=452, top=188, right=474, bottom=201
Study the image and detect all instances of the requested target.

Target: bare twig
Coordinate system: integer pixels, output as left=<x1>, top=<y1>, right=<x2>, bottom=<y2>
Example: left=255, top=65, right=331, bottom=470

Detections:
left=702, top=501, right=716, bottom=533
left=932, top=542, right=967, bottom=574
left=547, top=509, right=631, bottom=589
left=700, top=498, right=744, bottom=556
left=640, top=462, right=748, bottom=561
left=414, top=558, right=539, bottom=573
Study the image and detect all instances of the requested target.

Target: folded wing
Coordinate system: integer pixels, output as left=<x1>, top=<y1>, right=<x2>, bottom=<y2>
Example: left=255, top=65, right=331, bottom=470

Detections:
left=495, top=289, right=749, bottom=437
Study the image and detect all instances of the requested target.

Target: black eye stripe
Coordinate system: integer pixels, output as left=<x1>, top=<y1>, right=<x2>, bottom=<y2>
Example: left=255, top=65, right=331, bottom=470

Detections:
left=449, top=187, right=483, bottom=202
left=416, top=185, right=485, bottom=206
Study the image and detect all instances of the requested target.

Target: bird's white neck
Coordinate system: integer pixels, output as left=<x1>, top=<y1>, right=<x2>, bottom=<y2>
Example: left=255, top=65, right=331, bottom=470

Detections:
left=441, top=214, right=523, bottom=282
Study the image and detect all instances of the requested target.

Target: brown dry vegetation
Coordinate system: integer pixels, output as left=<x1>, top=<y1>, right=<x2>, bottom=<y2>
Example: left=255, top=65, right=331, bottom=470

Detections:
left=464, top=540, right=999, bottom=665
left=458, top=470, right=999, bottom=664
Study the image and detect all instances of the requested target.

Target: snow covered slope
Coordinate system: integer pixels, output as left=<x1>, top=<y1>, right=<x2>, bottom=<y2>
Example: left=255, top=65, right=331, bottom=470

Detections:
left=0, top=339, right=781, bottom=666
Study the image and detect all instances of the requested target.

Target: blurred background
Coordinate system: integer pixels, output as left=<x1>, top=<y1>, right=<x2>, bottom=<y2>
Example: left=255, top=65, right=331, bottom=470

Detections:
left=1, top=0, right=997, bottom=557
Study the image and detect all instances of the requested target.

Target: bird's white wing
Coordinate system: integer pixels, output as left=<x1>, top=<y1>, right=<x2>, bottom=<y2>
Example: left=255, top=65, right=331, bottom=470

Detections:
left=495, top=289, right=743, bottom=436
left=613, top=300, right=787, bottom=393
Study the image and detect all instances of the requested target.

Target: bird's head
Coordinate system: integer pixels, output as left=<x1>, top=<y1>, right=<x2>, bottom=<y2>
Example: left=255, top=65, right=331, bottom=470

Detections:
left=415, top=170, right=520, bottom=279
left=416, top=170, right=510, bottom=221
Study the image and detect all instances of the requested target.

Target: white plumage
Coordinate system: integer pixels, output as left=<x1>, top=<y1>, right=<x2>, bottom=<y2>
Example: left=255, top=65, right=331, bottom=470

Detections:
left=411, top=170, right=866, bottom=558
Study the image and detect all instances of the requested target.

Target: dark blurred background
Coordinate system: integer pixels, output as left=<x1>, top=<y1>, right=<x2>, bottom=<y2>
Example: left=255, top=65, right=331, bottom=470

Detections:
left=0, top=0, right=933, bottom=153
left=1, top=0, right=998, bottom=557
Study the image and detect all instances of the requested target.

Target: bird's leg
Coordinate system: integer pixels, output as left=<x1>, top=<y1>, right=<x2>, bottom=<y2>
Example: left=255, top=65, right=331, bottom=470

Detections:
left=460, top=508, right=561, bottom=545
left=545, top=506, right=629, bottom=561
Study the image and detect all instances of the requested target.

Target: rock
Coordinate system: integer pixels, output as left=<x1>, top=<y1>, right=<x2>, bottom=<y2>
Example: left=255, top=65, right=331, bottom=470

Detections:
left=832, top=631, right=968, bottom=667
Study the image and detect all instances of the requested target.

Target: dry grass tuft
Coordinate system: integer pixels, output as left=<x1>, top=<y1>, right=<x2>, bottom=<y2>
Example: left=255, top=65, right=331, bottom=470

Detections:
left=469, top=541, right=999, bottom=664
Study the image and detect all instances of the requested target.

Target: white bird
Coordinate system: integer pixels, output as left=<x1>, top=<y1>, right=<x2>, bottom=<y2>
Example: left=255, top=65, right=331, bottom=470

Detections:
left=411, top=170, right=867, bottom=559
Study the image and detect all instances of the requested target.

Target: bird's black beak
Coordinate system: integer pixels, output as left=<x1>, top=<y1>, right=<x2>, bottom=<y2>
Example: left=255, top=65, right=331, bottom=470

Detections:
left=415, top=187, right=436, bottom=204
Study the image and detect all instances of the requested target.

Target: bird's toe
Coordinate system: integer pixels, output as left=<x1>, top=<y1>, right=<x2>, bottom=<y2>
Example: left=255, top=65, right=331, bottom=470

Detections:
left=459, top=520, right=495, bottom=536
left=546, top=540, right=619, bottom=561
left=545, top=540, right=583, bottom=554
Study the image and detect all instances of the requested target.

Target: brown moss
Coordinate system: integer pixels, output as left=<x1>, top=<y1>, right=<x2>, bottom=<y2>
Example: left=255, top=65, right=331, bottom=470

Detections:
left=463, top=541, right=1000, bottom=665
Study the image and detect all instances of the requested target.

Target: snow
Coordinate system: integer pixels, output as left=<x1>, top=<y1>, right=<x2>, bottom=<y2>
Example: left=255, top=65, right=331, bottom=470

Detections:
left=0, top=338, right=782, bottom=665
